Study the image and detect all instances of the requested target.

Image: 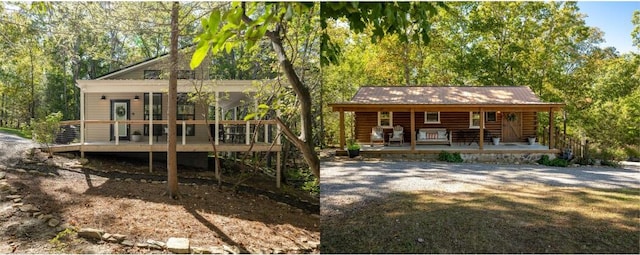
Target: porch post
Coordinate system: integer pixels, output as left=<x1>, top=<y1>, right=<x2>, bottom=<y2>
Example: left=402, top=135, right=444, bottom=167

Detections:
left=339, top=109, right=345, bottom=150
left=276, top=151, right=281, bottom=188
left=80, top=90, right=85, bottom=158
left=149, top=92, right=153, bottom=145
left=479, top=108, right=484, bottom=150
left=214, top=91, right=219, bottom=145
left=410, top=108, right=416, bottom=151
left=549, top=108, right=555, bottom=149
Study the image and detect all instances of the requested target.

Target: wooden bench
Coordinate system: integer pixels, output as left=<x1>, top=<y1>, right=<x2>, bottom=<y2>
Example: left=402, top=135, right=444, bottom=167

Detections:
left=416, top=128, right=451, bottom=146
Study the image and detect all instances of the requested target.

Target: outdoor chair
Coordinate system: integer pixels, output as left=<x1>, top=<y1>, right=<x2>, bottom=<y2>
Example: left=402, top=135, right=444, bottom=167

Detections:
left=388, top=125, right=404, bottom=146
left=370, top=126, right=385, bottom=146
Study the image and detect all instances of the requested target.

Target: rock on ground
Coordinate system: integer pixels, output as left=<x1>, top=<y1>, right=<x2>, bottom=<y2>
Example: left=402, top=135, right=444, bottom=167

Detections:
left=166, top=237, right=190, bottom=254
left=78, top=228, right=105, bottom=240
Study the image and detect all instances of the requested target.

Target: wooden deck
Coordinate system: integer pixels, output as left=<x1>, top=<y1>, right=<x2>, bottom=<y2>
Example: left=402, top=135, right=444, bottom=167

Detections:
left=49, top=141, right=281, bottom=153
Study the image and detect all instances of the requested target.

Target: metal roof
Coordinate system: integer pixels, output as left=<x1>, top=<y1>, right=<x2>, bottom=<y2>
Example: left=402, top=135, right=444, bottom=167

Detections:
left=349, top=86, right=544, bottom=105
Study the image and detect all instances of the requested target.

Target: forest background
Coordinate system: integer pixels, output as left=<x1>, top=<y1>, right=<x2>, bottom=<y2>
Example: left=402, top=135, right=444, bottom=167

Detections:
left=0, top=1, right=638, bottom=166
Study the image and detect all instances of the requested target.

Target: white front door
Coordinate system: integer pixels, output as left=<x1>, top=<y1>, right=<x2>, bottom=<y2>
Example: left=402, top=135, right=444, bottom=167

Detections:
left=111, top=100, right=130, bottom=140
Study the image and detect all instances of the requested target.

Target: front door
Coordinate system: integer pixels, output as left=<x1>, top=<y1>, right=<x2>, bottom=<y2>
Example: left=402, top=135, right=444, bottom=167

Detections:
left=111, top=100, right=130, bottom=140
left=502, top=112, right=522, bottom=142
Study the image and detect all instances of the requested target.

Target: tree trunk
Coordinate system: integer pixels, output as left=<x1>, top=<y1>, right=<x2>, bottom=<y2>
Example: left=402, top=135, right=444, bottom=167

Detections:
left=167, top=1, right=179, bottom=198
left=266, top=30, right=320, bottom=179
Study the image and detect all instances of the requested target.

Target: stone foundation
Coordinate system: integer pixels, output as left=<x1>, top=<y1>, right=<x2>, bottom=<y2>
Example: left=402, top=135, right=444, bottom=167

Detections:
left=361, top=152, right=556, bottom=164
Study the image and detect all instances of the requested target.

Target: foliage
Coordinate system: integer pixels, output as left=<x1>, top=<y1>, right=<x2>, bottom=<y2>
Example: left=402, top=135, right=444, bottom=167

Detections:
left=438, top=151, right=463, bottom=163
left=31, top=111, right=63, bottom=156
left=132, top=130, right=141, bottom=135
left=600, top=159, right=620, bottom=168
left=49, top=227, right=76, bottom=252
left=346, top=139, right=360, bottom=150
left=0, top=127, right=31, bottom=139
left=572, top=157, right=594, bottom=166
left=537, top=155, right=569, bottom=167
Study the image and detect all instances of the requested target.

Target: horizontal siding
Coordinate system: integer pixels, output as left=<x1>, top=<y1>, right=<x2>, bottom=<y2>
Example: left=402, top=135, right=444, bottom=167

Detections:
left=85, top=92, right=214, bottom=143
left=355, top=111, right=538, bottom=145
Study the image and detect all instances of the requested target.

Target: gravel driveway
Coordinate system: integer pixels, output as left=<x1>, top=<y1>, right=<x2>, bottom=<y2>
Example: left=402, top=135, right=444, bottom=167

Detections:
left=0, top=132, right=36, bottom=164
left=320, top=160, right=640, bottom=215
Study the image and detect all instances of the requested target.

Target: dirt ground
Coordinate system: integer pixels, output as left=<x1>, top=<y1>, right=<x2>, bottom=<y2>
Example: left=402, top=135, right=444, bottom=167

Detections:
left=0, top=149, right=319, bottom=254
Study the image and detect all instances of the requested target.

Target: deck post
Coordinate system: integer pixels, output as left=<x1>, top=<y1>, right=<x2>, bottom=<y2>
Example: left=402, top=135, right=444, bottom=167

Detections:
left=246, top=121, right=250, bottom=145
left=276, top=109, right=282, bottom=145
left=149, top=92, right=153, bottom=145
left=479, top=108, right=484, bottom=150
left=549, top=108, right=555, bottom=149
left=182, top=121, right=186, bottom=145
left=149, top=151, right=153, bottom=173
left=115, top=121, right=119, bottom=145
left=80, top=90, right=85, bottom=158
left=410, top=108, right=416, bottom=151
left=339, top=110, right=345, bottom=150
left=276, top=151, right=281, bottom=188
left=215, top=91, right=219, bottom=145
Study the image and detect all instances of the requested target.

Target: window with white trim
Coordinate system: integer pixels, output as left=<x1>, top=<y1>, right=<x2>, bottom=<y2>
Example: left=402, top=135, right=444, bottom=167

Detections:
left=470, top=112, right=481, bottom=128
left=424, top=112, right=440, bottom=124
left=378, top=111, right=392, bottom=127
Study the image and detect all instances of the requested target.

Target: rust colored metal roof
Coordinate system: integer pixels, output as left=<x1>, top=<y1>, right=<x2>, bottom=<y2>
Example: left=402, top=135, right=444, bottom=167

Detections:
left=349, top=86, right=544, bottom=105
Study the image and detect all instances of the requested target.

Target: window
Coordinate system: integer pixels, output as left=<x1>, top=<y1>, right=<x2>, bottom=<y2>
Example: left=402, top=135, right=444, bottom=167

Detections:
left=144, top=70, right=161, bottom=79
left=177, top=93, right=195, bottom=136
left=143, top=93, right=163, bottom=136
left=486, top=112, right=497, bottom=122
left=470, top=112, right=481, bottom=128
left=378, top=111, right=392, bottom=127
left=424, top=112, right=440, bottom=124
left=178, top=70, right=196, bottom=79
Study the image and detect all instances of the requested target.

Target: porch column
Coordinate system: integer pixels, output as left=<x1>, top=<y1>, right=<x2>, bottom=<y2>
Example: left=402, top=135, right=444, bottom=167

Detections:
left=214, top=91, right=219, bottom=145
left=339, top=109, right=345, bottom=150
left=276, top=151, right=281, bottom=188
left=80, top=90, right=85, bottom=158
left=549, top=108, right=555, bottom=149
left=479, top=108, right=484, bottom=150
left=410, top=108, right=415, bottom=151
left=149, top=92, right=153, bottom=145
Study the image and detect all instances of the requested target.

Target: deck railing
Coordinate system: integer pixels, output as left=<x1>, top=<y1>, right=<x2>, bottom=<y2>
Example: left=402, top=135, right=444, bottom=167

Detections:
left=540, top=126, right=587, bottom=158
left=57, top=119, right=280, bottom=146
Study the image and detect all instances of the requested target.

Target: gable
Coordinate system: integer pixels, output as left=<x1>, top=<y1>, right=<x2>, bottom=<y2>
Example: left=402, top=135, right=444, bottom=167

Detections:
left=97, top=47, right=209, bottom=80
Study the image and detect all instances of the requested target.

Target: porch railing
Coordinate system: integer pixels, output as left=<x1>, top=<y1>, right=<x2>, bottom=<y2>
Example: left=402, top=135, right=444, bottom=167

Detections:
left=539, top=126, right=587, bottom=158
left=57, top=119, right=280, bottom=146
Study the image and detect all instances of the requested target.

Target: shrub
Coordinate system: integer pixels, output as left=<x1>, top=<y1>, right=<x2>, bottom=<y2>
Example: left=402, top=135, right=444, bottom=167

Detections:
left=573, top=157, right=594, bottom=165
left=601, top=159, right=620, bottom=168
left=347, top=139, right=360, bottom=150
left=438, top=151, right=463, bottom=163
left=538, top=155, right=568, bottom=167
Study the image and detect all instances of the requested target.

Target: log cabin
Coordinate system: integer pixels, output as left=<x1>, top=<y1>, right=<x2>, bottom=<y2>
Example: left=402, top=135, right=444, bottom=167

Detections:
left=330, top=86, right=565, bottom=158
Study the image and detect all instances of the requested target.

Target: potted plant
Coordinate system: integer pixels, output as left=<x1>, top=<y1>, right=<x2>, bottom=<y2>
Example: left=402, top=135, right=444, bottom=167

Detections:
left=347, top=139, right=361, bottom=158
left=131, top=130, right=142, bottom=142
left=528, top=137, right=536, bottom=145
left=492, top=136, right=500, bottom=146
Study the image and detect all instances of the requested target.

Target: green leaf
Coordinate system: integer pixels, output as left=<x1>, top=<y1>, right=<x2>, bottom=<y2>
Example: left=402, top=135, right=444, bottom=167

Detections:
left=209, top=10, right=221, bottom=32
left=243, top=113, right=257, bottom=121
left=284, top=4, right=294, bottom=21
left=190, top=43, right=210, bottom=69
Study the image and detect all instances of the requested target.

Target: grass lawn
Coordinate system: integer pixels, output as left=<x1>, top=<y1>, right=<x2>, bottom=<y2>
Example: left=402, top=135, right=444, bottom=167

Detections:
left=321, top=185, right=639, bottom=253
left=0, top=127, right=31, bottom=139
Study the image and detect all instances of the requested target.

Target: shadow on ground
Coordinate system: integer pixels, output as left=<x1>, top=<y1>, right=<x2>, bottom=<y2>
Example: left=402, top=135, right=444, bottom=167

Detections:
left=321, top=186, right=640, bottom=254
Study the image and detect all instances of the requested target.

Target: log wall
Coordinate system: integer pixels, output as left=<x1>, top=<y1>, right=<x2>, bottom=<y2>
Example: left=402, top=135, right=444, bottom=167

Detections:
left=355, top=111, right=537, bottom=144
